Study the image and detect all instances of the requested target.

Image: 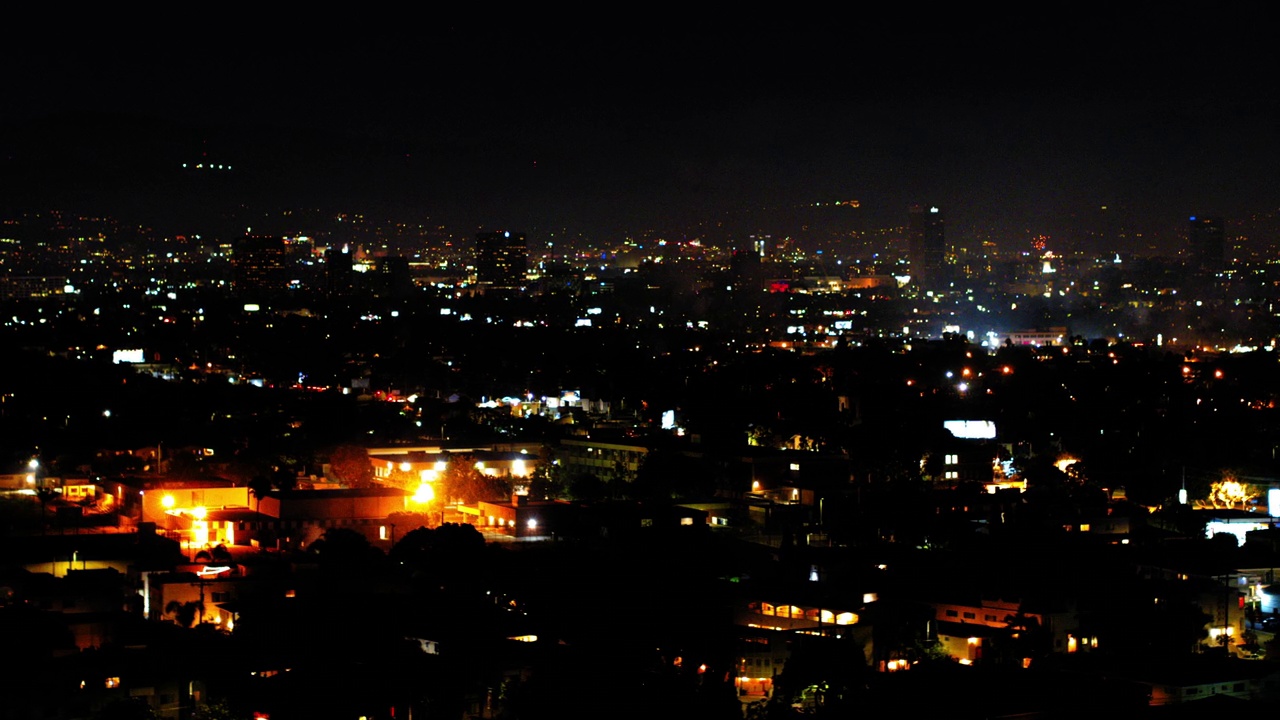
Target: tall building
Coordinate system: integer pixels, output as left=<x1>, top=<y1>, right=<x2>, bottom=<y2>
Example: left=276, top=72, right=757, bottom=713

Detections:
left=475, top=231, right=528, bottom=290
left=1188, top=216, right=1224, bottom=273
left=908, top=205, right=946, bottom=291
left=231, top=235, right=288, bottom=297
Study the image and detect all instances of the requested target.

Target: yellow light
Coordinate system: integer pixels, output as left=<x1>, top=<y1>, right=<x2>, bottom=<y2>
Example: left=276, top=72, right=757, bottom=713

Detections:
left=192, top=506, right=206, bottom=520
left=435, top=460, right=447, bottom=472
left=412, top=483, right=435, bottom=504
left=399, top=462, right=412, bottom=472
left=162, top=494, right=175, bottom=509
left=512, top=459, right=527, bottom=477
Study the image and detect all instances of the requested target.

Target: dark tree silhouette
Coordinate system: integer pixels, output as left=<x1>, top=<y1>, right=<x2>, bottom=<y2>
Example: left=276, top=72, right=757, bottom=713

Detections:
left=328, top=445, right=375, bottom=488
left=309, top=527, right=384, bottom=569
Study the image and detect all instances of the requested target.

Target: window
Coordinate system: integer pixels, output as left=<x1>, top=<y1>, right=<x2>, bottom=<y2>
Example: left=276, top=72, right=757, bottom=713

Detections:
left=945, top=471, right=958, bottom=480
left=945, top=454, right=958, bottom=465
left=962, top=612, right=976, bottom=619
left=985, top=615, right=997, bottom=622
left=946, top=610, right=958, bottom=617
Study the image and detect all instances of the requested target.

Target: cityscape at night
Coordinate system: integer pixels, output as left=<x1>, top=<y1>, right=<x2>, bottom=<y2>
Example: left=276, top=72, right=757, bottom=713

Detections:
left=3, top=15, right=1280, bottom=720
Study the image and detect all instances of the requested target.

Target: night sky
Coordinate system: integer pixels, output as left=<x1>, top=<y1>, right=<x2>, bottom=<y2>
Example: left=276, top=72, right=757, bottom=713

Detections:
left=2, top=15, right=1277, bottom=245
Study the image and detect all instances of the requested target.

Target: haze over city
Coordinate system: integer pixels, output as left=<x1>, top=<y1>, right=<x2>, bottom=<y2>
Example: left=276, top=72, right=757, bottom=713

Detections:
left=3, top=13, right=1280, bottom=720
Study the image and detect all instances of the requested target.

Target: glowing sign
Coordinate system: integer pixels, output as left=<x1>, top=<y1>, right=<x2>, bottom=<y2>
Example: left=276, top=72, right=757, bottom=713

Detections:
left=1270, top=489, right=1280, bottom=518
left=112, top=349, right=145, bottom=364
left=944, top=420, right=996, bottom=439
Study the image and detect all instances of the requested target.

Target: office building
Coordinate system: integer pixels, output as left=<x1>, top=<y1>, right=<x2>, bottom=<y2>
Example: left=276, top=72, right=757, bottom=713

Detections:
left=475, top=231, right=528, bottom=290
left=1188, top=216, right=1224, bottom=273
left=908, top=205, right=946, bottom=291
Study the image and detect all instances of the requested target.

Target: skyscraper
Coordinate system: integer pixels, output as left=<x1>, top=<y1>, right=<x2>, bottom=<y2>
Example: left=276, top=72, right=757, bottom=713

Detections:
left=1188, top=216, right=1224, bottom=273
left=475, top=231, right=528, bottom=291
left=231, top=235, right=288, bottom=297
left=908, top=205, right=946, bottom=291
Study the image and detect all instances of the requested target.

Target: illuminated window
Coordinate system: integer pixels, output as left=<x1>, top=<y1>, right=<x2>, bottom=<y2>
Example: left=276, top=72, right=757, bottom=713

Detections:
left=680, top=517, right=694, bottom=526
left=105, top=677, right=120, bottom=689
left=945, top=471, right=958, bottom=480
left=945, top=454, right=958, bottom=465
left=1080, top=524, right=1091, bottom=532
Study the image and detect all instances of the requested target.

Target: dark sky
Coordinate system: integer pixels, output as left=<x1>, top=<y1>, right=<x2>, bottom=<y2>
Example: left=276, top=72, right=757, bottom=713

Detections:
left=2, top=15, right=1277, bottom=245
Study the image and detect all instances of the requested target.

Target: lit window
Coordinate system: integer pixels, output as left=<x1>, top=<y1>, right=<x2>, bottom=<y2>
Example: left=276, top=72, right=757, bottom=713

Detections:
left=945, top=454, right=958, bottom=465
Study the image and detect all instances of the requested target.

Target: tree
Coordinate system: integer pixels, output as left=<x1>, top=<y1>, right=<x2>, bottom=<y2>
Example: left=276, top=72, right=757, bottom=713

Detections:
left=527, top=449, right=564, bottom=499
left=309, top=527, right=383, bottom=568
left=386, top=510, right=433, bottom=533
left=1204, top=472, right=1260, bottom=509
left=328, top=445, right=375, bottom=488
left=164, top=600, right=202, bottom=628
left=439, top=455, right=510, bottom=504
left=247, top=475, right=272, bottom=512
left=389, top=522, right=485, bottom=572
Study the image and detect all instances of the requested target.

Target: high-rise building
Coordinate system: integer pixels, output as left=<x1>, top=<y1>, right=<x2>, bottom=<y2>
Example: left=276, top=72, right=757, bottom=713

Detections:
left=908, top=205, right=946, bottom=291
left=475, top=231, right=528, bottom=290
left=1188, top=216, right=1224, bottom=273
left=231, top=235, right=288, bottom=297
